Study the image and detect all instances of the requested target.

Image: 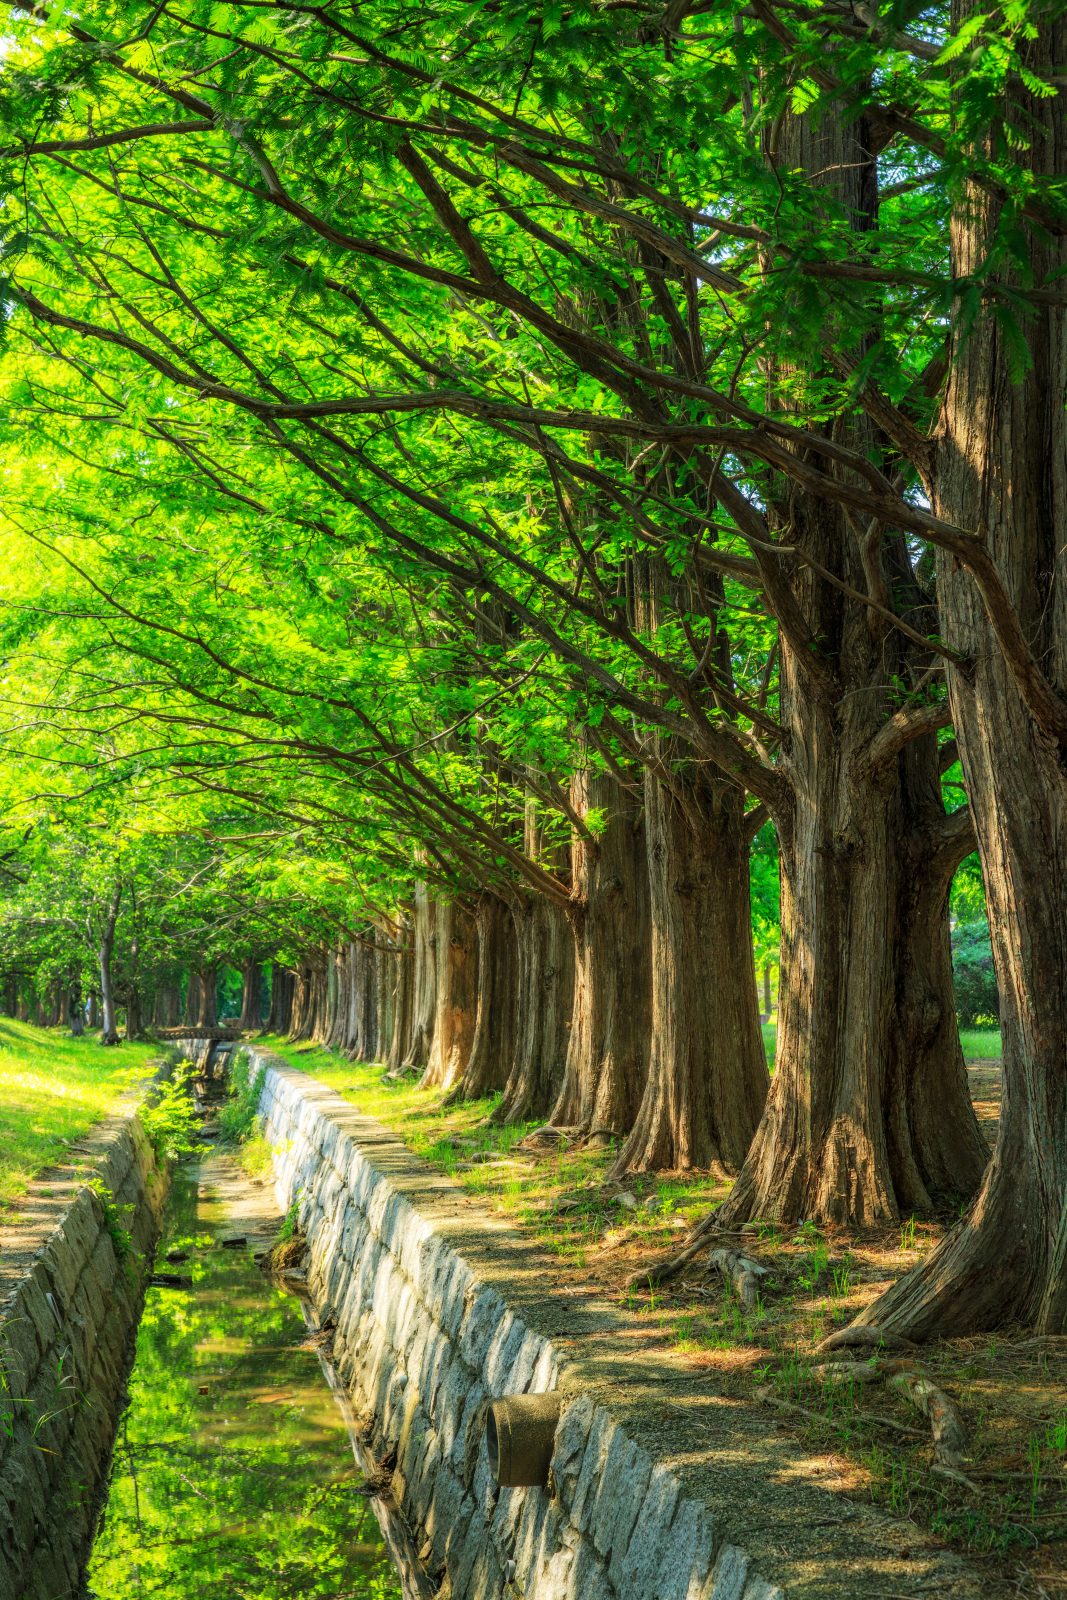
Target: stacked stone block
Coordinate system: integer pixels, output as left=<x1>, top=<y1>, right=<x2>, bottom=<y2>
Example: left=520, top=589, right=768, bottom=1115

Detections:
left=254, top=1055, right=782, bottom=1600
left=0, top=1115, right=168, bottom=1600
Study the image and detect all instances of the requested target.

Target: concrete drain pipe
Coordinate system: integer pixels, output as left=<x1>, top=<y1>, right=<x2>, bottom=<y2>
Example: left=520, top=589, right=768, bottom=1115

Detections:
left=486, top=1395, right=563, bottom=1487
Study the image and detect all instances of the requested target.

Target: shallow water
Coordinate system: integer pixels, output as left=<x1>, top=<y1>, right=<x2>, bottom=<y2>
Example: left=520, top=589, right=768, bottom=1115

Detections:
left=88, top=1158, right=403, bottom=1600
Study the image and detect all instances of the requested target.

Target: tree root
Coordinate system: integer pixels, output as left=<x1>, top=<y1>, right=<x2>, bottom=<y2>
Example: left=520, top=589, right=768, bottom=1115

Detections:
left=809, top=1351, right=969, bottom=1470
left=886, top=1363, right=968, bottom=1468
left=624, top=1219, right=752, bottom=1291
left=816, top=1325, right=917, bottom=1355
left=709, top=1247, right=769, bottom=1309
left=753, top=1387, right=925, bottom=1439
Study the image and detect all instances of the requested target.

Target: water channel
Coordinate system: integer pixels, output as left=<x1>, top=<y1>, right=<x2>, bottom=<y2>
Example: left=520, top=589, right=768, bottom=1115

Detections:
left=87, top=1139, right=405, bottom=1600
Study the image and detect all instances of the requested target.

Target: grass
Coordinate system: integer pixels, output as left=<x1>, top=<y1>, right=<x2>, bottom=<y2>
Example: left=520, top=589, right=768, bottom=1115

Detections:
left=0, top=1020, right=161, bottom=1219
left=260, top=1030, right=1067, bottom=1588
left=761, top=1021, right=1002, bottom=1065
left=959, top=1026, right=1002, bottom=1060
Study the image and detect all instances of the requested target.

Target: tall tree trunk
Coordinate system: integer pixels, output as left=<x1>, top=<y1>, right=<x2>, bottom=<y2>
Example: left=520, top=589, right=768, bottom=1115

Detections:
left=388, top=916, right=415, bottom=1073
left=125, top=988, right=144, bottom=1042
left=402, top=883, right=437, bottom=1070
left=191, top=964, right=218, bottom=1031
left=452, top=893, right=519, bottom=1101
left=420, top=898, right=478, bottom=1091
left=266, top=964, right=295, bottom=1035
left=550, top=768, right=651, bottom=1143
left=869, top=17, right=1067, bottom=1334
left=238, top=959, right=263, bottom=1031
left=613, top=775, right=768, bottom=1176
left=98, top=883, right=121, bottom=1047
left=714, top=101, right=985, bottom=1226
left=495, top=893, right=574, bottom=1123
left=68, top=983, right=84, bottom=1036
left=721, top=724, right=986, bottom=1225
left=86, top=991, right=99, bottom=1030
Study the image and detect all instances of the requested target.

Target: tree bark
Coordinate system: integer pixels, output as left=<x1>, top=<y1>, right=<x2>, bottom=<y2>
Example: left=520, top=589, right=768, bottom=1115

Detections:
left=550, top=768, right=651, bottom=1143
left=720, top=725, right=987, bottom=1225
left=188, top=964, right=218, bottom=1031
left=613, top=774, right=768, bottom=1176
left=98, top=883, right=122, bottom=1046
left=495, top=892, right=574, bottom=1123
left=388, top=916, right=415, bottom=1072
left=867, top=17, right=1067, bottom=1333
left=402, top=882, right=437, bottom=1070
left=420, top=897, right=478, bottom=1091
left=453, top=892, right=519, bottom=1100
left=125, top=988, right=144, bottom=1042
left=238, top=959, right=263, bottom=1031
left=713, top=102, right=985, bottom=1226
left=266, top=963, right=295, bottom=1035
left=68, top=984, right=84, bottom=1036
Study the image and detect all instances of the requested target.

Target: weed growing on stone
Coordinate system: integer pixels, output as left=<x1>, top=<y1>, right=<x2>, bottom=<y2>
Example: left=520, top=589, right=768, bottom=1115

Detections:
left=140, top=1070, right=200, bottom=1163
left=87, top=1178, right=134, bottom=1262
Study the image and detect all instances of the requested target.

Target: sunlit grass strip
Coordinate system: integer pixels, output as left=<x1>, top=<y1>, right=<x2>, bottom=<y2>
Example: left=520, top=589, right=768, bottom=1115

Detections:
left=0, top=1019, right=161, bottom=1217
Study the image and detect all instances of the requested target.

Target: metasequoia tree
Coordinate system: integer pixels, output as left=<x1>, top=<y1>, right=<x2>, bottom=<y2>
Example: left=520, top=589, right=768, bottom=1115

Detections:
left=3, top=1, right=1067, bottom=1330
left=0, top=0, right=977, bottom=1216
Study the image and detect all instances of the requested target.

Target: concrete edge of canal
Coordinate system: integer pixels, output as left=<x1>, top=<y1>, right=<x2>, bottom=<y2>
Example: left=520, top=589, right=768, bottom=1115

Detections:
left=0, top=1067, right=173, bottom=1600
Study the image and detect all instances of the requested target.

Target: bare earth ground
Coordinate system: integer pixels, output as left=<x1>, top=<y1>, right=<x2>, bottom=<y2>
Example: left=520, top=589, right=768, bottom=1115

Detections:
left=268, top=1041, right=1066, bottom=1598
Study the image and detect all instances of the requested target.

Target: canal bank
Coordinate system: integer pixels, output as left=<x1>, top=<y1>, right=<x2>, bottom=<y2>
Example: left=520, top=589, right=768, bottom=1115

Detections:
left=241, top=1046, right=1011, bottom=1600
left=0, top=1075, right=170, bottom=1600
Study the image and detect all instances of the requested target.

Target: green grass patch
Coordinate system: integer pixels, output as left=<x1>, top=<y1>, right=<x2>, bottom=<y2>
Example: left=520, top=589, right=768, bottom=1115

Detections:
left=959, top=1026, right=1001, bottom=1060
left=0, top=1020, right=161, bottom=1219
left=760, top=1021, right=1001, bottom=1064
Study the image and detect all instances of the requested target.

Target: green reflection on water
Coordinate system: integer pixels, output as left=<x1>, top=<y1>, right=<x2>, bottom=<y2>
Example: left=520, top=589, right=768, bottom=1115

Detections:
left=89, top=1164, right=402, bottom=1600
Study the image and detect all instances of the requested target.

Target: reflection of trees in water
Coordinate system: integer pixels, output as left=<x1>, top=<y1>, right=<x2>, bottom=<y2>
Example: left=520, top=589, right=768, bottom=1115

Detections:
left=89, top=1175, right=402, bottom=1600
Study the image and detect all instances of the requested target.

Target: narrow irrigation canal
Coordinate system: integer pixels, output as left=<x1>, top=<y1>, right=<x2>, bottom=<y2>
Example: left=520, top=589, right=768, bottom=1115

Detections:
left=87, top=1125, right=404, bottom=1599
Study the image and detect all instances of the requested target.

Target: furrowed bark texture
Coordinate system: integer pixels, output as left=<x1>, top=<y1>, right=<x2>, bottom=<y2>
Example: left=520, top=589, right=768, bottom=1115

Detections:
left=420, top=898, right=478, bottom=1092
left=387, top=917, right=415, bottom=1072
left=718, top=106, right=984, bottom=1226
left=402, top=882, right=437, bottom=1070
left=238, top=960, right=264, bottom=1031
left=456, top=893, right=519, bottom=1100
left=550, top=768, right=651, bottom=1142
left=870, top=13, right=1067, bottom=1334
left=266, top=964, right=295, bottom=1035
left=613, top=773, right=767, bottom=1176
left=495, top=892, right=574, bottom=1123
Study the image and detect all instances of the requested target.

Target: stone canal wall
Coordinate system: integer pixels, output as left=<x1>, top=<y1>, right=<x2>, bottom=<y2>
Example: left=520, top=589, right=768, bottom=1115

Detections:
left=0, top=1083, right=170, bottom=1600
left=250, top=1050, right=1001, bottom=1600
left=255, top=1053, right=774, bottom=1600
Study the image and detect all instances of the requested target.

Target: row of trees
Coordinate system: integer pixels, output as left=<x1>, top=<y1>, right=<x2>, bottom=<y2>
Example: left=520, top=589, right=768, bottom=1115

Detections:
left=0, top=0, right=1064, bottom=1340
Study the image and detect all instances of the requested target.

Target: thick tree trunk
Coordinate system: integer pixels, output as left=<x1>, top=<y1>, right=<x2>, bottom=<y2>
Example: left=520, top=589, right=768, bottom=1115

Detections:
left=613, top=775, right=767, bottom=1176
left=266, top=964, right=295, bottom=1035
left=238, top=960, right=263, bottom=1031
left=125, top=989, right=144, bottom=1042
left=98, top=883, right=122, bottom=1047
left=402, top=883, right=437, bottom=1070
left=720, top=727, right=987, bottom=1226
left=550, top=769, right=651, bottom=1143
left=68, top=985, right=84, bottom=1036
left=495, top=893, right=574, bottom=1123
left=374, top=938, right=393, bottom=1063
left=868, top=24, right=1067, bottom=1333
left=453, top=893, right=519, bottom=1100
left=420, top=898, right=478, bottom=1092
left=86, top=991, right=99, bottom=1029
left=153, top=983, right=181, bottom=1028
left=388, top=917, right=415, bottom=1073
left=189, top=964, right=218, bottom=1032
